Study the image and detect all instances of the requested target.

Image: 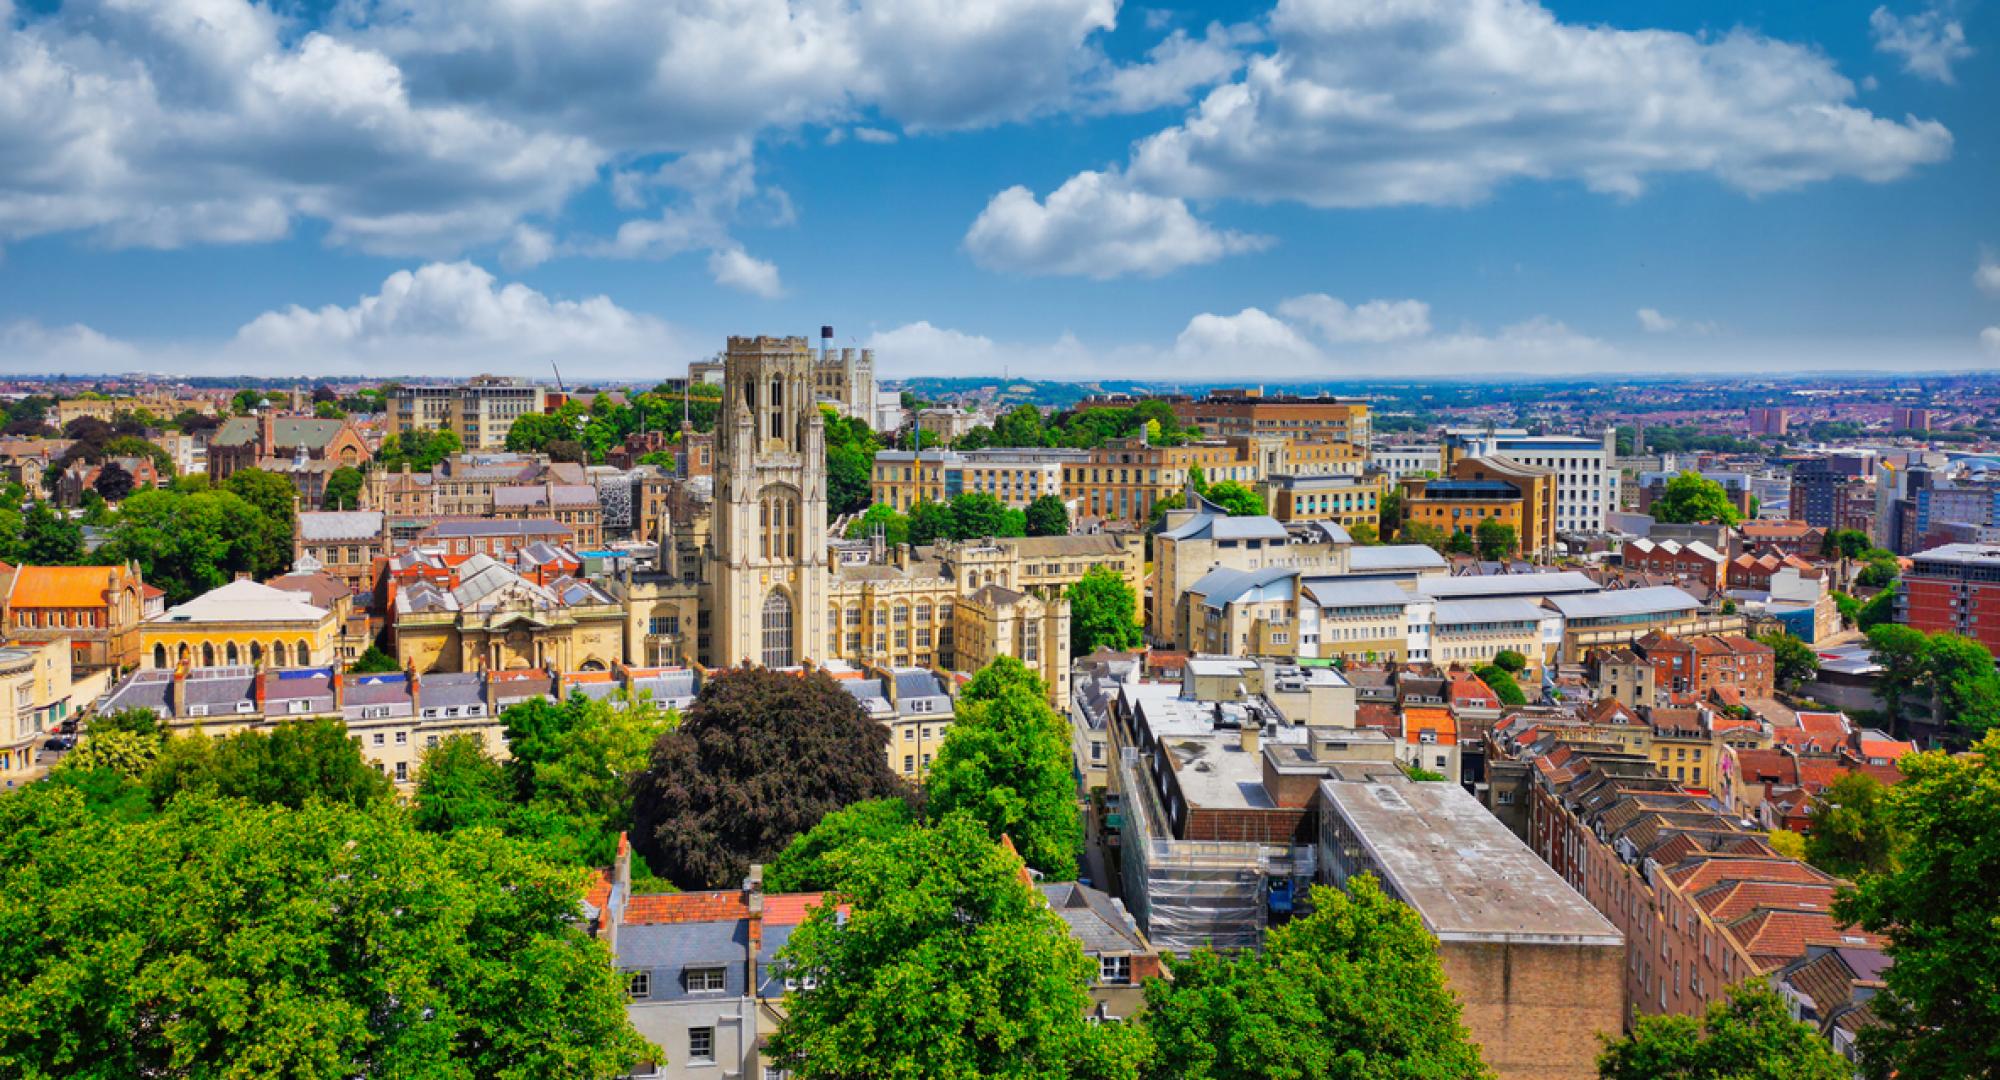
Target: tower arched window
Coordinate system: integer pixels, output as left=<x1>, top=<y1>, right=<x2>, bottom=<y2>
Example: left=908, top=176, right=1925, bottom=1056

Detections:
left=761, top=589, right=794, bottom=668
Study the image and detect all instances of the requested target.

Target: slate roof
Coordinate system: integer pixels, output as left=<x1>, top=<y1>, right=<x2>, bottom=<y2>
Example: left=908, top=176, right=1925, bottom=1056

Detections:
left=297, top=511, right=383, bottom=541
left=1188, top=566, right=1297, bottom=609
left=1038, top=881, right=1148, bottom=955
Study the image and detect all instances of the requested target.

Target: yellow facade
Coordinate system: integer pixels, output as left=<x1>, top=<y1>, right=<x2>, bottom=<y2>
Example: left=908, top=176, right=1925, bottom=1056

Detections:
left=1267, top=473, right=1384, bottom=528
left=0, top=639, right=79, bottom=782
left=141, top=580, right=342, bottom=670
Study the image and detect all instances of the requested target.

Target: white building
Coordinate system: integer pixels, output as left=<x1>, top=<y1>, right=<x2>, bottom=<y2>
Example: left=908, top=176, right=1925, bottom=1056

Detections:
left=1443, top=428, right=1618, bottom=534
left=1370, top=443, right=1442, bottom=482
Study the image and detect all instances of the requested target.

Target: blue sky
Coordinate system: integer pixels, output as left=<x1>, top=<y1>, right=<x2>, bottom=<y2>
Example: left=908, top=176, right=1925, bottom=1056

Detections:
left=1, top=0, right=1996, bottom=381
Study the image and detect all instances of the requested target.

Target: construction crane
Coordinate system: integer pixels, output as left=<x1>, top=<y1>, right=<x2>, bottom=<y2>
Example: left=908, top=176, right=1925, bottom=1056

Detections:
left=549, top=358, right=567, bottom=395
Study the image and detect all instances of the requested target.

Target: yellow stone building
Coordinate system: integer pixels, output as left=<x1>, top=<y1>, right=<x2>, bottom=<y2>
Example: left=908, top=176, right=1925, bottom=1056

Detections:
left=393, top=554, right=625, bottom=673
left=141, top=579, right=341, bottom=670
left=1399, top=455, right=1558, bottom=555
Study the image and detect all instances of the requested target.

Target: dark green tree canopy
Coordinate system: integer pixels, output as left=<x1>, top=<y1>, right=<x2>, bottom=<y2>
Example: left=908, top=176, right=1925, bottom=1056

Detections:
left=1836, top=733, right=2000, bottom=1080
left=1141, top=875, right=1490, bottom=1080
left=143, top=718, right=394, bottom=811
left=1597, top=980, right=1854, bottom=1080
left=1067, top=564, right=1141, bottom=658
left=0, top=786, right=651, bottom=1079
left=1024, top=494, right=1070, bottom=537
left=1203, top=481, right=1265, bottom=517
left=924, top=673, right=1083, bottom=877
left=767, top=812, right=1141, bottom=1080
left=630, top=668, right=909, bottom=889
left=1803, top=770, right=1900, bottom=878
left=1474, top=518, right=1517, bottom=560
left=1653, top=471, right=1741, bottom=525
left=1759, top=631, right=1820, bottom=690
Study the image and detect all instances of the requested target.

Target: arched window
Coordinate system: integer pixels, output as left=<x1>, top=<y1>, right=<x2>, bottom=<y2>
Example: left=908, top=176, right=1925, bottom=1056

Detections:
left=226, top=642, right=240, bottom=666
left=153, top=643, right=168, bottom=669
left=270, top=641, right=288, bottom=667
left=202, top=642, right=216, bottom=667
left=178, top=644, right=191, bottom=665
left=297, top=640, right=311, bottom=665
left=761, top=590, right=794, bottom=669
left=769, top=377, right=784, bottom=441
left=249, top=641, right=263, bottom=666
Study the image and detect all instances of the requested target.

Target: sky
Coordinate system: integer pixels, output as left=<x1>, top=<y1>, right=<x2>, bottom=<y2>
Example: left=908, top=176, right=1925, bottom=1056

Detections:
left=1, top=0, right=1997, bottom=382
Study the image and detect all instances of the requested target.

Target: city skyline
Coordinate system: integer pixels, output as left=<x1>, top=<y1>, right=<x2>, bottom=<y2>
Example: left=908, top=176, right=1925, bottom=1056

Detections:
left=2, top=0, right=1997, bottom=379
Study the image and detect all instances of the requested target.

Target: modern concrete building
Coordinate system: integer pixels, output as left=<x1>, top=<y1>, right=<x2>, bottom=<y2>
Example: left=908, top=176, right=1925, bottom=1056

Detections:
left=1442, top=428, right=1617, bottom=534
left=386, top=375, right=549, bottom=451
left=1317, top=770, right=1625, bottom=1080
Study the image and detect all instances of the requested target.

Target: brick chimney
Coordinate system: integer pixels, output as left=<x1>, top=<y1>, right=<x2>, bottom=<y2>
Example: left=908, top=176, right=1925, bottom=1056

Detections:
left=483, top=671, right=500, bottom=715
left=253, top=667, right=268, bottom=711
left=330, top=668, right=344, bottom=711
left=405, top=662, right=421, bottom=714
left=171, top=661, right=187, bottom=716
left=259, top=409, right=276, bottom=458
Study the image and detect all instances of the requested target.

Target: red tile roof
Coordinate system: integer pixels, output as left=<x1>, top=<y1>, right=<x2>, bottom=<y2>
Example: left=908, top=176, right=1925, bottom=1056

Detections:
left=624, top=891, right=750, bottom=925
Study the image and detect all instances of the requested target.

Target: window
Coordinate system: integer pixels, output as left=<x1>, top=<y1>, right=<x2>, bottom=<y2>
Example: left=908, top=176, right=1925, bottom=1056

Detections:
left=1100, top=956, right=1132, bottom=984
left=688, top=1028, right=715, bottom=1064
left=685, top=966, right=727, bottom=993
left=394, top=731, right=408, bottom=745
left=626, top=969, right=651, bottom=1000
left=372, top=733, right=386, bottom=746
left=394, top=762, right=408, bottom=782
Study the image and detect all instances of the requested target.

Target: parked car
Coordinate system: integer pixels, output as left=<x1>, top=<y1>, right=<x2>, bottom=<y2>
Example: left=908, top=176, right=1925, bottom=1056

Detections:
left=41, top=735, right=74, bottom=753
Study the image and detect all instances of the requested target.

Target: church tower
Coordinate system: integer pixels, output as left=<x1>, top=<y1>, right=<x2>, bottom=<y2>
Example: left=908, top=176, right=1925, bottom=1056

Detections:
left=711, top=335, right=828, bottom=668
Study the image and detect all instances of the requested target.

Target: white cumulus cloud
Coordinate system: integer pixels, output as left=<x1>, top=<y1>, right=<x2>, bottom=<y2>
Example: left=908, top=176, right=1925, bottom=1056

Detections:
left=1984, top=327, right=2000, bottom=354
left=1977, top=252, right=2000, bottom=296
left=1871, top=6, right=1974, bottom=84
left=231, top=262, right=684, bottom=372
left=1277, top=294, right=1431, bottom=343
left=1114, top=0, right=1951, bottom=209
left=965, top=170, right=1272, bottom=278
left=707, top=248, right=785, bottom=298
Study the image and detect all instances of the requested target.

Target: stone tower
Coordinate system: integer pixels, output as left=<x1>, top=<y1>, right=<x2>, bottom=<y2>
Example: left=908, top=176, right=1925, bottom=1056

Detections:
left=711, top=336, right=828, bottom=668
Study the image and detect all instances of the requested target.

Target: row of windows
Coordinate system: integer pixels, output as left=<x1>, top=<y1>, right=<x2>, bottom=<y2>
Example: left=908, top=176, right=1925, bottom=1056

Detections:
left=153, top=639, right=314, bottom=668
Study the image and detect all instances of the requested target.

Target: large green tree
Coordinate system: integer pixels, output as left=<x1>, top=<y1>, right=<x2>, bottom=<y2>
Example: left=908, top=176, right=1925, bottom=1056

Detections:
left=1759, top=631, right=1821, bottom=691
left=143, top=718, right=394, bottom=811
left=950, top=492, right=1015, bottom=539
left=1475, top=664, right=1527, bottom=707
left=378, top=427, right=462, bottom=471
left=1837, top=732, right=2000, bottom=1080
left=413, top=734, right=514, bottom=835
left=1803, top=770, right=1900, bottom=878
left=764, top=796, right=917, bottom=893
left=629, top=668, right=907, bottom=889
left=1141, top=876, right=1490, bottom=1080
left=1867, top=625, right=1929, bottom=731
left=321, top=465, right=365, bottom=510
left=924, top=665, right=1083, bottom=877
left=766, top=812, right=1141, bottom=1080
left=0, top=786, right=652, bottom=1078
left=100, top=488, right=283, bottom=602
left=844, top=503, right=911, bottom=547
left=1067, top=564, right=1141, bottom=657
left=17, top=501, right=83, bottom=565
left=1024, top=494, right=1071, bottom=537
left=1203, top=480, right=1265, bottom=517
left=1475, top=518, right=1517, bottom=560
left=1922, top=632, right=2000, bottom=738
left=223, top=467, right=299, bottom=577
left=1653, top=471, right=1741, bottom=525
left=1597, top=981, right=1854, bottom=1080
left=908, top=500, right=954, bottom=546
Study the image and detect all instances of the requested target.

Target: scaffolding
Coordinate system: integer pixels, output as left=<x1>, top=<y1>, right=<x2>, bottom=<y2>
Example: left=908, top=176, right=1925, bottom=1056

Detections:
left=1116, top=748, right=1316, bottom=952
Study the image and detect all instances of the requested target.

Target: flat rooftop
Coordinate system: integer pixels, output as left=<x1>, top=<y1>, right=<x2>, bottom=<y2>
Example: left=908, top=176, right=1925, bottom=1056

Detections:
left=1319, top=776, right=1623, bottom=947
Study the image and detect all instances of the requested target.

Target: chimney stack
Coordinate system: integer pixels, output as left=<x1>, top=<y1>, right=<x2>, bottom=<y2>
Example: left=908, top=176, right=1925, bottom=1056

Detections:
left=253, top=667, right=268, bottom=711
left=330, top=668, right=344, bottom=711
left=171, top=661, right=188, bottom=716
left=744, top=863, right=766, bottom=990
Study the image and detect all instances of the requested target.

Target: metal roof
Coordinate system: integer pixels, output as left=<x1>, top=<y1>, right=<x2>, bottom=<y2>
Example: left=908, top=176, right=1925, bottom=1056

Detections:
left=1547, top=586, right=1700, bottom=620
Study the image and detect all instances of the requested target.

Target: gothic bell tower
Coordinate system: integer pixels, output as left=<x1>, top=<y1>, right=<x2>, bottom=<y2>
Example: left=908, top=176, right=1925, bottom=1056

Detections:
left=710, top=335, right=828, bottom=668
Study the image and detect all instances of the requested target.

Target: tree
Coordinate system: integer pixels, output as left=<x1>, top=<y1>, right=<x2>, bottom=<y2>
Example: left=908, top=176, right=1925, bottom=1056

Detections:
left=1475, top=664, right=1527, bottom=707
left=1867, top=624, right=1928, bottom=730
left=91, top=460, right=135, bottom=502
left=1446, top=528, right=1477, bottom=556
left=504, top=693, right=677, bottom=867
left=322, top=465, right=364, bottom=510
left=1833, top=591, right=1861, bottom=627
left=1597, top=980, right=1853, bottom=1080
left=1024, top=494, right=1070, bottom=537
left=629, top=669, right=908, bottom=889
left=766, top=813, right=1140, bottom=1080
left=908, top=500, right=954, bottom=546
left=1856, top=549, right=1901, bottom=589
left=144, top=719, right=395, bottom=811
left=1474, top=518, right=1518, bottom=560
left=1803, top=771, right=1900, bottom=878
left=1491, top=649, right=1528, bottom=674
left=991, top=404, right=1048, bottom=449
left=348, top=644, right=401, bottom=673
left=377, top=427, right=462, bottom=471
left=0, top=786, right=653, bottom=1078
left=57, top=728, right=160, bottom=780
left=1347, top=522, right=1379, bottom=544
left=1203, top=480, right=1264, bottom=517
left=16, top=501, right=82, bottom=564
left=1759, top=631, right=1820, bottom=691
left=1826, top=528, right=1873, bottom=560
left=1141, top=876, right=1490, bottom=1080
left=1766, top=828, right=1807, bottom=860
left=764, top=797, right=917, bottom=893
left=826, top=443, right=874, bottom=516
left=924, top=673, right=1083, bottom=877
left=98, top=488, right=275, bottom=604
left=223, top=467, right=299, bottom=577
left=1856, top=583, right=1897, bottom=631
left=1401, top=520, right=1449, bottom=551
left=1379, top=485, right=1406, bottom=537
left=844, top=503, right=911, bottom=547
left=1922, top=632, right=2000, bottom=738
left=1836, top=732, right=2000, bottom=1080
left=949, top=492, right=1011, bottom=539
left=413, top=734, right=513, bottom=835
left=1652, top=470, right=1741, bottom=525
left=1067, top=564, right=1141, bottom=658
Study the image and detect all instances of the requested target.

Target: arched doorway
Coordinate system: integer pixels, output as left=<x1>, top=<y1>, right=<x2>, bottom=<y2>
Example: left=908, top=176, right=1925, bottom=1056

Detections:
left=761, top=589, right=794, bottom=668
left=153, top=644, right=168, bottom=669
